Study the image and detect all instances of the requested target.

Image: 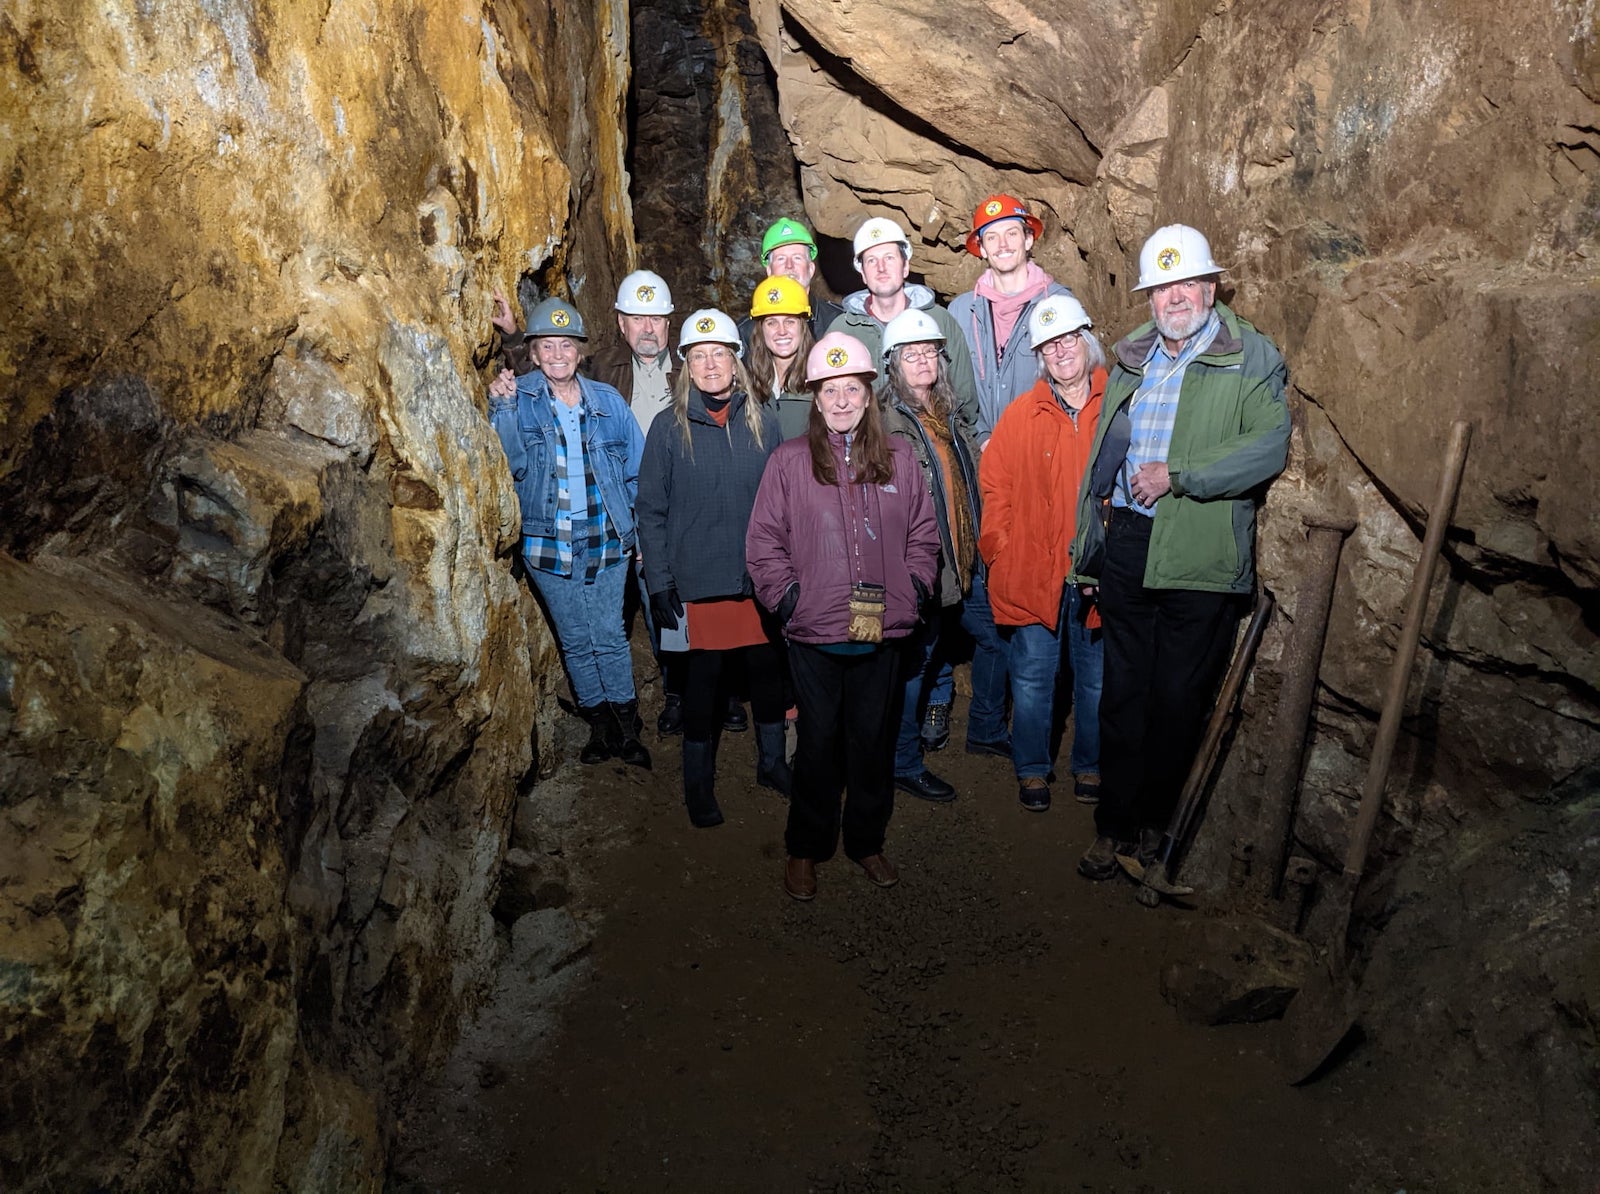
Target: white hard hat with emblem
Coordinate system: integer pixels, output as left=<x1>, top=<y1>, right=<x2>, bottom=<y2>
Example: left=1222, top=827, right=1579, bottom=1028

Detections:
left=1133, top=224, right=1225, bottom=291
left=676, top=308, right=744, bottom=359
left=881, top=308, right=946, bottom=361
left=615, top=269, right=674, bottom=315
left=852, top=216, right=912, bottom=267
left=1027, top=294, right=1093, bottom=350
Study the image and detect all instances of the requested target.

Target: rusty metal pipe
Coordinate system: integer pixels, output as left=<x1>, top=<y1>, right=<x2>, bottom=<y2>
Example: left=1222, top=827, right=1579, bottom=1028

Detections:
left=1249, top=514, right=1355, bottom=904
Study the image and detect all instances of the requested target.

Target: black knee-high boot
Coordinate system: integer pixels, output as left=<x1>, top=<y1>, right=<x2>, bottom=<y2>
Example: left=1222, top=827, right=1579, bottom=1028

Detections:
left=682, top=738, right=723, bottom=828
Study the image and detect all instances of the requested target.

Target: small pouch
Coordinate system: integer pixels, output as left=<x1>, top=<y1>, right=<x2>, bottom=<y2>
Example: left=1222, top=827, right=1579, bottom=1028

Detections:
left=847, top=581, right=886, bottom=643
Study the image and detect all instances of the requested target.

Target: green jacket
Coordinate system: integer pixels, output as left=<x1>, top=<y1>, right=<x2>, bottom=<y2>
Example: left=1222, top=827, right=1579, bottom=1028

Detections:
left=1069, top=302, right=1290, bottom=594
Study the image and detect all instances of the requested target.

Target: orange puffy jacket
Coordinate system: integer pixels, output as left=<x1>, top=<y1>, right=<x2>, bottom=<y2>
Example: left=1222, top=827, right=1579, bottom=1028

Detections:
left=978, top=369, right=1105, bottom=630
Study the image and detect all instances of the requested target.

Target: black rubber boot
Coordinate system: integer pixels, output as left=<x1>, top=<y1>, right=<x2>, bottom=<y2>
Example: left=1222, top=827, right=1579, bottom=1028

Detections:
left=578, top=704, right=615, bottom=765
left=682, top=738, right=723, bottom=828
left=610, top=699, right=652, bottom=770
left=754, top=722, right=792, bottom=798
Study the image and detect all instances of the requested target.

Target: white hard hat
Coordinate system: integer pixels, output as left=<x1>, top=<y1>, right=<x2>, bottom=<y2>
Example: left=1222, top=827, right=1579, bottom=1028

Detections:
left=881, top=308, right=945, bottom=361
left=1133, top=224, right=1224, bottom=291
left=616, top=269, right=674, bottom=315
left=1027, top=294, right=1093, bottom=350
left=677, top=308, right=744, bottom=359
left=852, top=217, right=912, bottom=268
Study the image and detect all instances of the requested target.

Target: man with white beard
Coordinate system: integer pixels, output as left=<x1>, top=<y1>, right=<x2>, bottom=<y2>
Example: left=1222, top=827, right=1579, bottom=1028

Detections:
left=1068, top=224, right=1290, bottom=882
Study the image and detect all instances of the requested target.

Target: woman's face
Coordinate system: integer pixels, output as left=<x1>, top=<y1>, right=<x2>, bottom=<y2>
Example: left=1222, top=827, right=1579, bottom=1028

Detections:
left=532, top=336, right=581, bottom=383
left=762, top=315, right=804, bottom=363
left=896, top=341, right=941, bottom=397
left=1039, top=331, right=1087, bottom=387
left=685, top=343, right=737, bottom=396
left=815, top=375, right=871, bottom=434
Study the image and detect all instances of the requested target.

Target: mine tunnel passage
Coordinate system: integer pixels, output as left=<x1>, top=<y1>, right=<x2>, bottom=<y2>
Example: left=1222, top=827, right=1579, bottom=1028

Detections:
left=393, top=683, right=1358, bottom=1192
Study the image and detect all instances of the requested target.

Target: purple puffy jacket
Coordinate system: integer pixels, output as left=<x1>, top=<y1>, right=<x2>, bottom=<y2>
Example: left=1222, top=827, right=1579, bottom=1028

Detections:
left=746, top=432, right=940, bottom=644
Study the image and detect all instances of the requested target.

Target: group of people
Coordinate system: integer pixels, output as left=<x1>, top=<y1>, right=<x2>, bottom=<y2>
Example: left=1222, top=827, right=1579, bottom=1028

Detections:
left=486, top=201, right=1290, bottom=900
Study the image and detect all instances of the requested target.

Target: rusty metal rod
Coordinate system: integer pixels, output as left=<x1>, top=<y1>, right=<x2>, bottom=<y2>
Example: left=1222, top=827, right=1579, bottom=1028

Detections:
left=1250, top=514, right=1355, bottom=904
left=1343, top=420, right=1473, bottom=883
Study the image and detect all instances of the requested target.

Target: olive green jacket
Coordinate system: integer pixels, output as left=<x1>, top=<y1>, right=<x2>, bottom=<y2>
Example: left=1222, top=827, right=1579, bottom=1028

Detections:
left=1069, top=302, right=1290, bottom=594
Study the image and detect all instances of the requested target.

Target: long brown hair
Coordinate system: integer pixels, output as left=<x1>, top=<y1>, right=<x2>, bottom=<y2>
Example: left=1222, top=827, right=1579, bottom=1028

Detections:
left=747, top=315, right=815, bottom=398
left=806, top=378, right=894, bottom=486
left=670, top=353, right=765, bottom=457
left=879, top=346, right=957, bottom=421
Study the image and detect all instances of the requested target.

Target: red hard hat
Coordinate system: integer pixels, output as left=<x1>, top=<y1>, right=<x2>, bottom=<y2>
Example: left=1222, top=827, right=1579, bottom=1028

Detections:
left=965, top=194, right=1043, bottom=256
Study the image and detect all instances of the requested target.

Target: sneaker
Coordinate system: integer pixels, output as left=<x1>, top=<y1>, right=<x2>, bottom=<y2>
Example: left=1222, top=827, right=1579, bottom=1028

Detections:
left=1073, top=772, right=1102, bottom=805
left=1017, top=777, right=1051, bottom=812
left=656, top=694, right=684, bottom=737
left=1077, top=834, right=1130, bottom=881
left=920, top=702, right=951, bottom=752
left=894, top=770, right=957, bottom=803
left=964, top=736, right=1012, bottom=759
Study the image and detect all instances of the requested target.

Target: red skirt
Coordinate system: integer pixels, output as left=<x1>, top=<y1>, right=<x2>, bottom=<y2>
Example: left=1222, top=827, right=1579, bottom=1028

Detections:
left=686, top=597, right=769, bottom=650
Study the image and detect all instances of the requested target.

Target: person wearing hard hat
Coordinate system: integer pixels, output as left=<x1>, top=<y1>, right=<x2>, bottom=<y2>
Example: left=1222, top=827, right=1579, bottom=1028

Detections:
left=949, top=194, right=1077, bottom=443
left=590, top=269, right=677, bottom=438
left=635, top=310, right=788, bottom=828
left=981, top=294, right=1107, bottom=814
left=876, top=309, right=984, bottom=806
left=746, top=275, right=817, bottom=440
left=746, top=332, right=941, bottom=901
left=1068, top=224, right=1290, bottom=881
left=737, top=218, right=845, bottom=351
left=487, top=297, right=651, bottom=771
left=828, top=217, right=980, bottom=435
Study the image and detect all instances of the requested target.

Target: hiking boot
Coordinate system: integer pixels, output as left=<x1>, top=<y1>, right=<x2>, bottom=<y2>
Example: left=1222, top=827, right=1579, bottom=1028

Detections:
left=895, top=770, right=957, bottom=803
left=1078, top=834, right=1130, bottom=881
left=578, top=703, right=615, bottom=765
left=1017, top=776, right=1051, bottom=812
left=921, top=702, right=951, bottom=752
left=754, top=722, right=793, bottom=797
left=610, top=700, right=652, bottom=770
left=656, top=693, right=684, bottom=736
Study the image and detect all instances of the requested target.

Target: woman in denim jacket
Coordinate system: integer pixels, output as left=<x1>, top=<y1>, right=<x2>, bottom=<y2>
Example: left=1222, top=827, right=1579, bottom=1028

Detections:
left=488, top=297, right=649, bottom=769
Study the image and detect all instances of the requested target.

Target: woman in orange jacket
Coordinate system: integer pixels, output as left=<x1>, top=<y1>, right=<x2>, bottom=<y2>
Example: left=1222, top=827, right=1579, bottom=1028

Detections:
left=978, top=294, right=1106, bottom=811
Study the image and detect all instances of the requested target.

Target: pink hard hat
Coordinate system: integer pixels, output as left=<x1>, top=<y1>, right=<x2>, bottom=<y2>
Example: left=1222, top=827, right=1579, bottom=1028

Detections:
left=805, top=332, right=877, bottom=385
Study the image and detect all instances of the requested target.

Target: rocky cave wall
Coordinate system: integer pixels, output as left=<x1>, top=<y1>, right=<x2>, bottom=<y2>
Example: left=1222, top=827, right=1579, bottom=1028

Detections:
left=0, top=1, right=633, bottom=1189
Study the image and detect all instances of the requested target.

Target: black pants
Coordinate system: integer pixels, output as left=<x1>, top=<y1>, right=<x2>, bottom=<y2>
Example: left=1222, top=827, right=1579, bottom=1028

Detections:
left=1094, top=508, right=1242, bottom=841
left=683, top=642, right=785, bottom=740
left=785, top=642, right=901, bottom=862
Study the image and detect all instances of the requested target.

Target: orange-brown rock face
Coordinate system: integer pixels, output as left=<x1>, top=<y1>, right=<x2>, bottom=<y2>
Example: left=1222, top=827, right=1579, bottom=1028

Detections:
left=754, top=0, right=1600, bottom=851
left=0, top=1, right=631, bottom=1189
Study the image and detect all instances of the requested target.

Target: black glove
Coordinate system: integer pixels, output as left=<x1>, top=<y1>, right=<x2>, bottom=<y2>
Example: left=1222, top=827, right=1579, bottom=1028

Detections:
left=776, top=583, right=801, bottom=625
left=912, top=576, right=932, bottom=615
left=651, top=587, right=684, bottom=631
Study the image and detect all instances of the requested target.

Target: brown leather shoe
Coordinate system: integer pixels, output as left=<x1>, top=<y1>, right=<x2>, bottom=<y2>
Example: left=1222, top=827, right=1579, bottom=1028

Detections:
left=857, top=853, right=899, bottom=888
left=784, top=856, right=817, bottom=901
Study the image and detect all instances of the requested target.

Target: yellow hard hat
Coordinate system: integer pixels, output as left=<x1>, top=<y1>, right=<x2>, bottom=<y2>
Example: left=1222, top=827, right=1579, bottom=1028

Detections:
left=750, top=274, right=812, bottom=319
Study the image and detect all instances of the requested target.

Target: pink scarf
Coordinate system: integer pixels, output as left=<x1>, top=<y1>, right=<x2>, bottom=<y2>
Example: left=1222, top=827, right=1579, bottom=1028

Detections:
left=974, top=261, right=1052, bottom=355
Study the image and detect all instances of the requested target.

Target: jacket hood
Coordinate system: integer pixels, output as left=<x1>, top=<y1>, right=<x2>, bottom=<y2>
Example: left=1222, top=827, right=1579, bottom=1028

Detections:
left=840, top=283, right=938, bottom=317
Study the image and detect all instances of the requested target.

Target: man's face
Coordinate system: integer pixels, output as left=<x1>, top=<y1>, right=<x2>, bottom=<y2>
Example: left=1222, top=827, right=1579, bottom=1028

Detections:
left=532, top=336, right=581, bottom=382
left=859, top=244, right=908, bottom=299
left=1150, top=278, right=1217, bottom=344
left=978, top=220, right=1034, bottom=275
left=617, top=313, right=669, bottom=360
left=766, top=244, right=816, bottom=288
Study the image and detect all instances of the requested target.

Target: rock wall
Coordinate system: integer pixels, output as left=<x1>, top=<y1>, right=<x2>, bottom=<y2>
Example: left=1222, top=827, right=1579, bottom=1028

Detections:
left=753, top=0, right=1600, bottom=863
left=0, top=1, right=632, bottom=1188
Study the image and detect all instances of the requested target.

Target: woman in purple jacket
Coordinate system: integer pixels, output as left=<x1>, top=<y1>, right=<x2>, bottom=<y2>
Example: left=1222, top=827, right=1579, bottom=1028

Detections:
left=746, top=333, right=941, bottom=902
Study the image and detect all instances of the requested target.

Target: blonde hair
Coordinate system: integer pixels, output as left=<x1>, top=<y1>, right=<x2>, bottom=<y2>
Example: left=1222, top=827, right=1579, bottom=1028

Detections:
left=671, top=351, right=766, bottom=455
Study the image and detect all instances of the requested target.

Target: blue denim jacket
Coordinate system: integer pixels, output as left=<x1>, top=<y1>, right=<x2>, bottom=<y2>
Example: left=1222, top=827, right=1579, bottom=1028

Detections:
left=489, top=371, right=645, bottom=549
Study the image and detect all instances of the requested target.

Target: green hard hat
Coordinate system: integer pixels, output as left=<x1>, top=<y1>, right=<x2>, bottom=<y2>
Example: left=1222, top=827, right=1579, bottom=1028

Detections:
left=761, top=218, right=818, bottom=261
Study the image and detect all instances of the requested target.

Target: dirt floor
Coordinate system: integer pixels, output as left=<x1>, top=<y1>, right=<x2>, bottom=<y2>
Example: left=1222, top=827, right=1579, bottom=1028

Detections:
left=394, top=662, right=1370, bottom=1193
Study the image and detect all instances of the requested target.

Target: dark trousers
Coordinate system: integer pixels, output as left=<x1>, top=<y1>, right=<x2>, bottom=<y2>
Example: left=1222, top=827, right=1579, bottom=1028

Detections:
left=1094, top=509, right=1242, bottom=841
left=683, top=642, right=785, bottom=740
left=785, top=642, right=901, bottom=862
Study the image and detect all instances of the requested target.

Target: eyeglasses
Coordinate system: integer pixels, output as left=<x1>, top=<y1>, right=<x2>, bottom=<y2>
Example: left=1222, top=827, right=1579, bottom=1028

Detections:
left=687, top=347, right=735, bottom=363
left=897, top=346, right=942, bottom=364
left=1038, top=334, right=1083, bottom=357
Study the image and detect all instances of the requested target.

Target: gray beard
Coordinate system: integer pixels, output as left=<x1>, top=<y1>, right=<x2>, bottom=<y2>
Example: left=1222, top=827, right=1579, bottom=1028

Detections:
left=1154, top=305, right=1209, bottom=344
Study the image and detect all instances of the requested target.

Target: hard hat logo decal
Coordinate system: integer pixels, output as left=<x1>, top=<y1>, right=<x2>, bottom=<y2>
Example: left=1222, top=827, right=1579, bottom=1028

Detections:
left=766, top=287, right=781, bottom=303
left=636, top=285, right=654, bottom=302
left=825, top=347, right=847, bottom=368
left=551, top=309, right=570, bottom=327
left=695, top=316, right=715, bottom=333
left=1039, top=308, right=1057, bottom=325
left=869, top=227, right=883, bottom=240
left=984, top=200, right=1004, bottom=217
left=1157, top=247, right=1180, bottom=271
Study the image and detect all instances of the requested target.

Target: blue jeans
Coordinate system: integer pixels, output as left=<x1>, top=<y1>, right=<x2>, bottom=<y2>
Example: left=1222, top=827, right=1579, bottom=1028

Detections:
left=1004, top=585, right=1103, bottom=780
left=894, top=619, right=939, bottom=777
left=960, top=570, right=1010, bottom=745
left=529, top=560, right=636, bottom=707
